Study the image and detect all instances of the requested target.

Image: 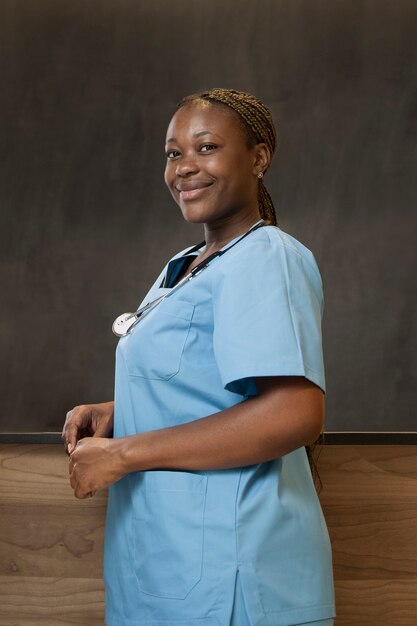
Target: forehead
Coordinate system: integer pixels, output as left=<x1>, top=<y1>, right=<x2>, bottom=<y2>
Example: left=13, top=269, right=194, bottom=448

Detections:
left=166, top=101, right=246, bottom=141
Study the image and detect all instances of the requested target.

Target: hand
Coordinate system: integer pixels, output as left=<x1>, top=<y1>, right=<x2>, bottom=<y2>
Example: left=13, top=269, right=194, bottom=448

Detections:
left=62, top=401, right=114, bottom=455
left=68, top=436, right=126, bottom=499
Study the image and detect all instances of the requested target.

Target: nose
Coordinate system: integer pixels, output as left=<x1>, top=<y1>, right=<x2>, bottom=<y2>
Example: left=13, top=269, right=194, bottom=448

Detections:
left=175, top=153, right=199, bottom=177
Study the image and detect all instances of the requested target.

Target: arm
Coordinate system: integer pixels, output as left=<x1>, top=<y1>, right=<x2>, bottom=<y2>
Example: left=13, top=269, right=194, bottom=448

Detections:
left=68, top=377, right=323, bottom=498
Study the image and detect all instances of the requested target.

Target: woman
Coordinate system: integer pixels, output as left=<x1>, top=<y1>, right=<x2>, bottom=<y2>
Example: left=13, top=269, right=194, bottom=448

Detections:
left=63, top=88, right=336, bottom=626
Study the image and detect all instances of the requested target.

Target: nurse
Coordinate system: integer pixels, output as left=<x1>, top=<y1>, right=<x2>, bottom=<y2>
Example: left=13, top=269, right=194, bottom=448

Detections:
left=63, top=88, right=336, bottom=626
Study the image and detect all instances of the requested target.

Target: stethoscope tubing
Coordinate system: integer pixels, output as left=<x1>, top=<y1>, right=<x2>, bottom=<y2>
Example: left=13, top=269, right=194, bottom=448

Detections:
left=112, top=219, right=266, bottom=337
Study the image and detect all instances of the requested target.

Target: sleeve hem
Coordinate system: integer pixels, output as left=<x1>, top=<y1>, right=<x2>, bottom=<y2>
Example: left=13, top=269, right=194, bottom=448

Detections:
left=222, top=363, right=326, bottom=396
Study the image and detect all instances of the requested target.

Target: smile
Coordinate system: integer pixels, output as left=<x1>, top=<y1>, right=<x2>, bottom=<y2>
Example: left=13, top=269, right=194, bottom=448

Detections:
left=175, top=181, right=213, bottom=201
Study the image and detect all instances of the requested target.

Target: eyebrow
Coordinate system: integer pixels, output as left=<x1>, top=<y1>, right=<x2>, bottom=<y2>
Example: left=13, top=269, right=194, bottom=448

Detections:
left=166, top=130, right=220, bottom=143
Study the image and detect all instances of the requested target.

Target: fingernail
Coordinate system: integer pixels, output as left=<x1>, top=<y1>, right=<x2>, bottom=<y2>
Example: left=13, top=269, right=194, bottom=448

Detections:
left=67, top=444, right=73, bottom=455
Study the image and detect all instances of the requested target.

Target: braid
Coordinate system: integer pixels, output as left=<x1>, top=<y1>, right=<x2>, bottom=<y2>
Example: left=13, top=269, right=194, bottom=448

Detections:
left=177, top=88, right=278, bottom=225
left=258, top=179, right=276, bottom=227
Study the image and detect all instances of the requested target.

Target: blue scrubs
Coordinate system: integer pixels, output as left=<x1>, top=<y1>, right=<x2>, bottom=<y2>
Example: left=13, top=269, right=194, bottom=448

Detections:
left=104, top=224, right=336, bottom=626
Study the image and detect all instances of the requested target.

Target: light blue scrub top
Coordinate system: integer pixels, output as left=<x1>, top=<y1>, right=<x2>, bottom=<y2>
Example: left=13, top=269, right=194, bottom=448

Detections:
left=104, top=224, right=336, bottom=626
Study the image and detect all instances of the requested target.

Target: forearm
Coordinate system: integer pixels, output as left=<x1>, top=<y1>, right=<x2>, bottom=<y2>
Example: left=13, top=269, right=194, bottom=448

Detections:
left=119, top=382, right=323, bottom=473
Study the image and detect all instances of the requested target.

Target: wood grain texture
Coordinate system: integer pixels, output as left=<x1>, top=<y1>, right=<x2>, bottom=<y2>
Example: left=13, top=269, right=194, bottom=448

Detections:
left=319, top=445, right=417, bottom=625
left=333, top=581, right=417, bottom=626
left=0, top=444, right=106, bottom=625
left=0, top=577, right=105, bottom=626
left=1, top=444, right=417, bottom=625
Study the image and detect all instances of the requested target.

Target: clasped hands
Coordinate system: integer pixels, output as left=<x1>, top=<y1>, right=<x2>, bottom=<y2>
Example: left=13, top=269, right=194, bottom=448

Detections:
left=62, top=401, right=125, bottom=499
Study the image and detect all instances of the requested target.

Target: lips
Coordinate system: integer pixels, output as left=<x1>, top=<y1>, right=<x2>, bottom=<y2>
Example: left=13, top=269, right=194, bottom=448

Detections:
left=175, top=180, right=213, bottom=192
left=175, top=180, right=213, bottom=201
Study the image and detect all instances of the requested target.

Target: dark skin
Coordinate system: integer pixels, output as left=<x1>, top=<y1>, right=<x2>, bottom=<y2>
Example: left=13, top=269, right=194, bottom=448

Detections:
left=63, top=102, right=324, bottom=499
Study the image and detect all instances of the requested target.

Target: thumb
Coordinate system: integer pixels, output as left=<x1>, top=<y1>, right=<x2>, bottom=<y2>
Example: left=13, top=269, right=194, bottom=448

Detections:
left=65, top=424, right=80, bottom=456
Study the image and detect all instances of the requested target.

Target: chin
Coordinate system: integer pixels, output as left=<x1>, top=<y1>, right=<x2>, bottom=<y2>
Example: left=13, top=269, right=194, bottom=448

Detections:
left=179, top=205, right=212, bottom=224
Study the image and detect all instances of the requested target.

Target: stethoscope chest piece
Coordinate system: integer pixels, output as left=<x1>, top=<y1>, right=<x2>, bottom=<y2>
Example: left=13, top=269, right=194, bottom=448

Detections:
left=112, top=312, right=137, bottom=337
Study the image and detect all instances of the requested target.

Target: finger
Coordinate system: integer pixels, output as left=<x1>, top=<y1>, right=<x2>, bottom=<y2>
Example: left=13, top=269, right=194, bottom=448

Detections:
left=75, top=486, right=84, bottom=499
left=62, top=408, right=87, bottom=455
left=65, top=423, right=80, bottom=456
left=70, top=470, right=76, bottom=490
left=75, top=485, right=94, bottom=500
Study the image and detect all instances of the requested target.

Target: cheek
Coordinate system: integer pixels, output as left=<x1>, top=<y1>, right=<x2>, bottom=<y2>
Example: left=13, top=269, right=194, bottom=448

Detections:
left=225, top=166, right=251, bottom=192
left=164, top=166, right=181, bottom=206
left=222, top=155, right=253, bottom=188
left=164, top=164, right=173, bottom=188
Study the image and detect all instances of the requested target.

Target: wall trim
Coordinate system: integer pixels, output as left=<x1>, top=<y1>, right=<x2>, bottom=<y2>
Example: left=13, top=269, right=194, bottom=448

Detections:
left=1, top=432, right=417, bottom=444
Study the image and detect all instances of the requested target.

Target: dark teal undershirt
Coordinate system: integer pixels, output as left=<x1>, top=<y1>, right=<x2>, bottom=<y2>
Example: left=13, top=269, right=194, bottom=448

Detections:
left=160, top=254, right=197, bottom=288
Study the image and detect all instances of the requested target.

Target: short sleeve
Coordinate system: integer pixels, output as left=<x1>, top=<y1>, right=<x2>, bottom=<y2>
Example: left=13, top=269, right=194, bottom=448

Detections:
left=212, top=229, right=325, bottom=397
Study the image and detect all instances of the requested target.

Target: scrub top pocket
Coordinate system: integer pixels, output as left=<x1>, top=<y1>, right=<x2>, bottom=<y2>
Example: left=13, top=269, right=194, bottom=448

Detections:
left=122, top=298, right=195, bottom=381
left=133, top=470, right=208, bottom=600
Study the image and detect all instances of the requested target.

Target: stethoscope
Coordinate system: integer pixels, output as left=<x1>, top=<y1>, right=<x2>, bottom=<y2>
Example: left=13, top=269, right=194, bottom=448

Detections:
left=112, top=218, right=266, bottom=337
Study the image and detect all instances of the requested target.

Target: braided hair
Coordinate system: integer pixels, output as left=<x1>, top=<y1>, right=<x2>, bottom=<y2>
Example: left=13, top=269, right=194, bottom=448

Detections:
left=177, top=88, right=278, bottom=226
left=176, top=88, right=323, bottom=491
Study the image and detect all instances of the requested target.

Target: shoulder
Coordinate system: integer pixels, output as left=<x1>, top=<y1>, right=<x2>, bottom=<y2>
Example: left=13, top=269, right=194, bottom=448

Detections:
left=251, top=225, right=319, bottom=265
left=220, top=225, right=323, bottom=289
left=264, top=226, right=319, bottom=268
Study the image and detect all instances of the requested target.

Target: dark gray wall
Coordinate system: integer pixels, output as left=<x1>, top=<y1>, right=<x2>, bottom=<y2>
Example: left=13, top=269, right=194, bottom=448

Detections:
left=1, top=0, right=416, bottom=433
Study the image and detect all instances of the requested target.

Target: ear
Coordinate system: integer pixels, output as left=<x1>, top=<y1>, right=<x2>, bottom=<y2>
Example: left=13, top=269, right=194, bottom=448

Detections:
left=252, top=143, right=271, bottom=176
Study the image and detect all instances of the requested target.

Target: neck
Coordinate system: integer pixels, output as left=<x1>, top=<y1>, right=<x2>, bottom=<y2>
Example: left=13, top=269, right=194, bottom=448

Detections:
left=202, top=211, right=263, bottom=252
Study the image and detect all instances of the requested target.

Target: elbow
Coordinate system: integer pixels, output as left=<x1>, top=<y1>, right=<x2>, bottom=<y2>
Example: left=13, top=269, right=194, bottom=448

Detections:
left=304, top=394, right=325, bottom=444
left=255, top=376, right=325, bottom=452
left=304, top=419, right=324, bottom=445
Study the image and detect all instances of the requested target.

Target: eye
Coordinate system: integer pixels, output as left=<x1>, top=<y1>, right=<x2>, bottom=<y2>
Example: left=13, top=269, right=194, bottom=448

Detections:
left=200, top=144, right=217, bottom=153
left=166, top=149, right=181, bottom=159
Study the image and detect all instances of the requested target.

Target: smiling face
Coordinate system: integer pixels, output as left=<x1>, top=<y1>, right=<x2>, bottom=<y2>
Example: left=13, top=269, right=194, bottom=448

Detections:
left=164, top=101, right=269, bottom=227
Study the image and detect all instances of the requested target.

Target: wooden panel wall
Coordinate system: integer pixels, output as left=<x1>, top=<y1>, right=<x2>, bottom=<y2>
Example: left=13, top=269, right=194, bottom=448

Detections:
left=318, top=445, right=417, bottom=626
left=1, top=444, right=416, bottom=625
left=0, top=444, right=106, bottom=626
